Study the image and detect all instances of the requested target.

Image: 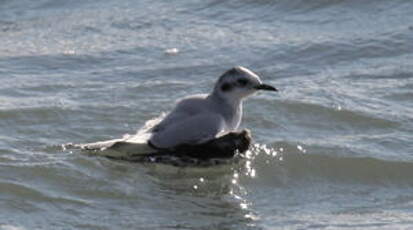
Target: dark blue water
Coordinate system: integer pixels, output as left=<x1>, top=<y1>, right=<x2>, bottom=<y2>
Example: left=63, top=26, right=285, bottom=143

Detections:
left=1, top=0, right=413, bottom=229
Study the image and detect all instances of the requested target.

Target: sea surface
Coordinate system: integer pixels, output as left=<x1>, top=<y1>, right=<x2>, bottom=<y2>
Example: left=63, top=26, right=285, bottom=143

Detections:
left=1, top=0, right=413, bottom=229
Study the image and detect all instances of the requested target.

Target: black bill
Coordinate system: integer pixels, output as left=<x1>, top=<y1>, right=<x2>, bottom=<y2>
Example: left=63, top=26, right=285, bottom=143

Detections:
left=254, top=84, right=278, bottom=91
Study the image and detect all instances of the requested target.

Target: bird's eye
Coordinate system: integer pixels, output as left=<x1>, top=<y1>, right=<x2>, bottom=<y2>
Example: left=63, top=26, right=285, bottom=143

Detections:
left=237, top=79, right=248, bottom=86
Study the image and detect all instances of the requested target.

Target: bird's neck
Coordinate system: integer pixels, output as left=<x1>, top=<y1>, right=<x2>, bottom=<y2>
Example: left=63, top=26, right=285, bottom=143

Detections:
left=211, top=89, right=244, bottom=104
left=208, top=92, right=243, bottom=130
left=209, top=91, right=243, bottom=108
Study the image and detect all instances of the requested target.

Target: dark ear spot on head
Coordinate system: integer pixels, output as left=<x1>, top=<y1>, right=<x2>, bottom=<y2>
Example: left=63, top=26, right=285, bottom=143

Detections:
left=221, top=83, right=232, bottom=92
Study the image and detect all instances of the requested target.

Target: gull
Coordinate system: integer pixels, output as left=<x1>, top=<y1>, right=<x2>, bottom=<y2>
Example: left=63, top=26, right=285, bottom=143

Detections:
left=148, top=66, right=277, bottom=148
left=76, top=66, right=277, bottom=157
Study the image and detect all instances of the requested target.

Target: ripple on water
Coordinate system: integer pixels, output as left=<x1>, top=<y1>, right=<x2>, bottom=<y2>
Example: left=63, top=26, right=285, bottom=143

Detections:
left=247, top=98, right=401, bottom=142
left=1, top=0, right=413, bottom=228
left=247, top=141, right=413, bottom=186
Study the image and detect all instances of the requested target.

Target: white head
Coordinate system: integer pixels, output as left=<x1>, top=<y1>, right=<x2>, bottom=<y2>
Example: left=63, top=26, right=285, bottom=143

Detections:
left=213, top=66, right=277, bottom=101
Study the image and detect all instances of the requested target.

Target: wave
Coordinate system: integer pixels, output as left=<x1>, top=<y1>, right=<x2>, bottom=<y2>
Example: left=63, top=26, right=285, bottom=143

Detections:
left=250, top=148, right=413, bottom=186
left=0, top=179, right=90, bottom=206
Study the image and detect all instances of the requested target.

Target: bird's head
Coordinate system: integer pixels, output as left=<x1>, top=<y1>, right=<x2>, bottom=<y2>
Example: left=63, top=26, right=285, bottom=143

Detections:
left=213, top=66, right=277, bottom=101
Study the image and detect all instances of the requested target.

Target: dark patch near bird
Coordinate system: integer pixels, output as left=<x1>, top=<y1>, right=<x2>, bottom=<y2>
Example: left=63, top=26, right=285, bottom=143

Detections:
left=105, top=129, right=252, bottom=166
left=221, top=83, right=232, bottom=92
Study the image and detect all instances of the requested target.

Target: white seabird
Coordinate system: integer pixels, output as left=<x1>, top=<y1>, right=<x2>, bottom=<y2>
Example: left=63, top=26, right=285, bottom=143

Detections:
left=77, top=66, right=277, bottom=158
left=149, top=66, right=277, bottom=148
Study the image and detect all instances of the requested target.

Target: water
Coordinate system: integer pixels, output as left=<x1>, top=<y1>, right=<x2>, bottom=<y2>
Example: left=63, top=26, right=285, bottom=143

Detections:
left=1, top=0, right=413, bottom=229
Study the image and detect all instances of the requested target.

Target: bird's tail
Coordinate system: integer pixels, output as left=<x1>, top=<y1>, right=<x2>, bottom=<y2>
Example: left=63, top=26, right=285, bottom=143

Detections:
left=66, top=114, right=167, bottom=158
left=67, top=132, right=156, bottom=158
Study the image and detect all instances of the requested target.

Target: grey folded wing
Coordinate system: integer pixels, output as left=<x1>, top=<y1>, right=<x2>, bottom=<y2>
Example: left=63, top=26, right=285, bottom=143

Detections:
left=149, top=113, right=226, bottom=149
